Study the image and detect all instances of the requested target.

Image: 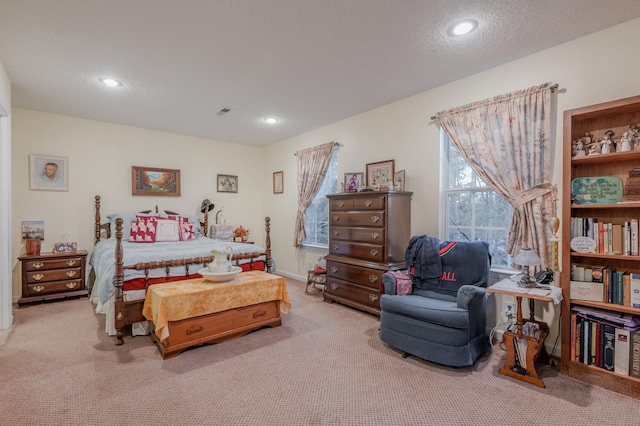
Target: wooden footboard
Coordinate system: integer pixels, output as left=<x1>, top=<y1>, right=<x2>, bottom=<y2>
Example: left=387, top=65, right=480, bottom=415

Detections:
left=95, top=196, right=272, bottom=345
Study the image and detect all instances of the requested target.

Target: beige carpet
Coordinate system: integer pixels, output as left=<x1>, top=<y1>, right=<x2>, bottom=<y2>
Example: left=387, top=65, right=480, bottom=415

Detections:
left=0, top=277, right=638, bottom=425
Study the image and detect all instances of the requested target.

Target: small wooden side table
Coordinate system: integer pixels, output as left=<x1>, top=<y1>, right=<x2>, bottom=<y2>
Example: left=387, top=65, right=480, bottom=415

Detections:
left=487, top=278, right=555, bottom=388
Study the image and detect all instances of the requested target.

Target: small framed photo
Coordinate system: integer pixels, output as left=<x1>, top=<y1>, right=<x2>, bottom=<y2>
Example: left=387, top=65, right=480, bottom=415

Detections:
left=53, top=242, right=78, bottom=253
left=132, top=166, right=181, bottom=196
left=29, top=154, right=68, bottom=191
left=344, top=172, right=363, bottom=192
left=394, top=169, right=405, bottom=191
left=22, top=220, right=45, bottom=240
left=273, top=171, right=283, bottom=194
left=366, top=160, right=395, bottom=190
left=217, top=174, right=238, bottom=193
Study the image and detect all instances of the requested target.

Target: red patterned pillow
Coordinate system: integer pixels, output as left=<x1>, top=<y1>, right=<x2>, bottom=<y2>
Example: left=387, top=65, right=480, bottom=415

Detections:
left=180, top=222, right=196, bottom=241
left=128, top=216, right=159, bottom=243
left=168, top=215, right=189, bottom=224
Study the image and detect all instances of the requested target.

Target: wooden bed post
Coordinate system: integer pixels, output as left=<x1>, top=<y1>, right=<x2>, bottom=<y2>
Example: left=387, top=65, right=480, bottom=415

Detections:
left=265, top=217, right=272, bottom=273
left=203, top=210, right=209, bottom=237
left=114, top=218, right=125, bottom=345
left=94, top=195, right=102, bottom=243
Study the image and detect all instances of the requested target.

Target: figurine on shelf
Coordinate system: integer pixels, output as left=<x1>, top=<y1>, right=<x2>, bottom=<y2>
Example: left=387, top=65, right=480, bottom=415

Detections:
left=629, top=123, right=639, bottom=149
left=587, top=142, right=600, bottom=156
left=573, top=139, right=586, bottom=157
left=582, top=132, right=592, bottom=147
left=600, top=136, right=612, bottom=154
left=620, top=132, right=632, bottom=152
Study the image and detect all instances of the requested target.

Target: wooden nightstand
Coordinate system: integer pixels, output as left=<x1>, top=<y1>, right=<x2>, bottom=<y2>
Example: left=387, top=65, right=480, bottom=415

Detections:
left=17, top=250, right=89, bottom=307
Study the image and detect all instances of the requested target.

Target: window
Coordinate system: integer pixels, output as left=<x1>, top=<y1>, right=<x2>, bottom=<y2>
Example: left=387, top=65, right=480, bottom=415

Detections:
left=440, top=131, right=513, bottom=267
left=302, top=146, right=338, bottom=247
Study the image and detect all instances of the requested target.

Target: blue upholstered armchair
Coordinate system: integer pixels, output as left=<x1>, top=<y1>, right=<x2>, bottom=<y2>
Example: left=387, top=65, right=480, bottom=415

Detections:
left=379, top=237, right=492, bottom=367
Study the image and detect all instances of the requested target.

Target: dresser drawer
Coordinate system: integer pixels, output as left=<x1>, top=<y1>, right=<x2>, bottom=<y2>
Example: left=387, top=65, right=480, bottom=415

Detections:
left=330, top=226, right=385, bottom=243
left=329, top=198, right=354, bottom=211
left=326, top=260, right=383, bottom=289
left=324, top=277, right=381, bottom=310
left=329, top=241, right=385, bottom=262
left=354, top=196, right=385, bottom=210
left=24, top=256, right=84, bottom=271
left=25, top=279, right=84, bottom=296
left=330, top=211, right=385, bottom=227
left=26, top=267, right=82, bottom=284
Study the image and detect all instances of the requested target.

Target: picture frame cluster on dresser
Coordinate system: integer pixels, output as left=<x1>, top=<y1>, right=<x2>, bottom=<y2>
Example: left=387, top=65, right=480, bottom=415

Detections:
left=366, top=159, right=394, bottom=190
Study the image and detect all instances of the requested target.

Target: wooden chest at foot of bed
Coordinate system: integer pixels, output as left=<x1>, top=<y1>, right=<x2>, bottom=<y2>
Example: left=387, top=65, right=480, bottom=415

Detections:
left=152, top=300, right=281, bottom=359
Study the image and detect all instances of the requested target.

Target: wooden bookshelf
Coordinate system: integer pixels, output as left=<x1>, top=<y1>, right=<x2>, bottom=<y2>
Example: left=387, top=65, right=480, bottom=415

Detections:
left=561, top=95, right=640, bottom=399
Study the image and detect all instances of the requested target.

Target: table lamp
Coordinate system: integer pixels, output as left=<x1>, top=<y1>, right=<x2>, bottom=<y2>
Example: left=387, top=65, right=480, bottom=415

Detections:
left=513, top=247, right=541, bottom=288
left=215, top=207, right=226, bottom=225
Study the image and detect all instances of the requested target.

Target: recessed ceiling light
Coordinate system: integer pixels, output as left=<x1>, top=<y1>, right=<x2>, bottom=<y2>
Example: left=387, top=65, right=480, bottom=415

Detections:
left=264, top=117, right=279, bottom=124
left=99, top=78, right=122, bottom=88
left=449, top=20, right=478, bottom=36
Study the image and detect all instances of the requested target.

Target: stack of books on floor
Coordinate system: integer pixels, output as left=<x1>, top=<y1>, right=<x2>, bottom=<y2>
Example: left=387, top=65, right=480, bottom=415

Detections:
left=571, top=306, right=640, bottom=377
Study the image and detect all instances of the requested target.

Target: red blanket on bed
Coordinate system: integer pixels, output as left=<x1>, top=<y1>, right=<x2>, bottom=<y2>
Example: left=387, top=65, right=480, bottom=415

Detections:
left=122, top=260, right=266, bottom=291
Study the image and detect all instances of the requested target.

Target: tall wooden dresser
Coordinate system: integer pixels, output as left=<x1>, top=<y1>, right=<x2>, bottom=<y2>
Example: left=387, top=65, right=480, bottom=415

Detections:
left=324, top=191, right=412, bottom=315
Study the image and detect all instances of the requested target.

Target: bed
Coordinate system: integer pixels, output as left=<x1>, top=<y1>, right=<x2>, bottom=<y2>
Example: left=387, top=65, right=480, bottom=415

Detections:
left=90, top=195, right=272, bottom=345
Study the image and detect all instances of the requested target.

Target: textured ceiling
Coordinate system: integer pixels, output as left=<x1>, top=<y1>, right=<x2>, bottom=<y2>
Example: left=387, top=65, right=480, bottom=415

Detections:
left=2, top=0, right=640, bottom=146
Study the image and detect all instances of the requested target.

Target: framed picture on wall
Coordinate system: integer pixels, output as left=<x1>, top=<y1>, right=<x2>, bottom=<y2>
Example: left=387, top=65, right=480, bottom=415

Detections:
left=29, top=154, right=68, bottom=191
left=273, top=171, right=283, bottom=194
left=366, top=159, right=394, bottom=190
left=131, top=166, right=181, bottom=196
left=217, top=174, right=238, bottom=193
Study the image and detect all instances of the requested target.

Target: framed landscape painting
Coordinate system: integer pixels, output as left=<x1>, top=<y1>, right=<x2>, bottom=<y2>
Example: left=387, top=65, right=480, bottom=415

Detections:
left=132, top=166, right=181, bottom=196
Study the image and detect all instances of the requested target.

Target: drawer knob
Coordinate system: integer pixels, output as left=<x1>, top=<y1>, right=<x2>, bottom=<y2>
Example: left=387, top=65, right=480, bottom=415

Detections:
left=370, top=215, right=380, bottom=223
left=333, top=244, right=339, bottom=251
left=65, top=282, right=77, bottom=289
left=369, top=274, right=378, bottom=283
left=333, top=230, right=340, bottom=236
left=116, top=312, right=124, bottom=321
left=330, top=283, right=338, bottom=291
left=370, top=249, right=379, bottom=256
left=339, top=201, right=345, bottom=207
left=371, top=232, right=379, bottom=239
left=365, top=200, right=372, bottom=207
left=331, top=266, right=338, bottom=273
left=66, top=260, right=77, bottom=267
left=32, top=273, right=45, bottom=281
left=369, top=293, right=379, bottom=302
left=66, top=271, right=77, bottom=277
left=33, top=285, right=44, bottom=293
left=332, top=215, right=340, bottom=222
left=32, top=262, right=44, bottom=269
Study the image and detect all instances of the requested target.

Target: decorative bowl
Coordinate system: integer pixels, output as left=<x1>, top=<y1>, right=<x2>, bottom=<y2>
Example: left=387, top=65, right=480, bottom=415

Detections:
left=198, top=266, right=243, bottom=283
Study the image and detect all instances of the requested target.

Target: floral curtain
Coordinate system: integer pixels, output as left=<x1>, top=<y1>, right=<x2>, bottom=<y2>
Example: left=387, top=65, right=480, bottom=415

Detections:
left=293, top=142, right=336, bottom=247
left=435, top=83, right=555, bottom=269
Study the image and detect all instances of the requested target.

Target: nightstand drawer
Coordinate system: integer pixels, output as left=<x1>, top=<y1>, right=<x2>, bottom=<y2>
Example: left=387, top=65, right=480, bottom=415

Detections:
left=25, top=279, right=84, bottom=296
left=24, top=257, right=83, bottom=271
left=26, top=267, right=82, bottom=284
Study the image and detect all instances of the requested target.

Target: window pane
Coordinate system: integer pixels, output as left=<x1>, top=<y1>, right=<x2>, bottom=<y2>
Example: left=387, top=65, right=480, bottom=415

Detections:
left=474, top=229, right=510, bottom=267
left=447, top=193, right=472, bottom=227
left=474, top=192, right=511, bottom=228
left=302, top=147, right=338, bottom=246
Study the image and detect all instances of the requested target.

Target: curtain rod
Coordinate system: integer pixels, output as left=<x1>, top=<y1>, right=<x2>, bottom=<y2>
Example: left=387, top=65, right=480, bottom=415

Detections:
left=430, top=83, right=559, bottom=120
left=294, top=141, right=342, bottom=156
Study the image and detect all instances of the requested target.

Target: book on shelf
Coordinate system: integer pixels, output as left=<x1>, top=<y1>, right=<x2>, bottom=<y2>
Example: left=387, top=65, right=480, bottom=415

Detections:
left=630, top=273, right=640, bottom=308
left=570, top=312, right=577, bottom=361
left=614, top=328, right=631, bottom=376
left=603, top=323, right=616, bottom=371
left=591, top=266, right=604, bottom=283
left=612, top=224, right=623, bottom=254
left=632, top=219, right=639, bottom=256
left=631, top=331, right=640, bottom=379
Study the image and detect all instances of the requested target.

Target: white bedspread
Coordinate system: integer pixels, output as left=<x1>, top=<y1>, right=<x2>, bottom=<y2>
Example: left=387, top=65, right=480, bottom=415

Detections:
left=90, top=236, right=265, bottom=305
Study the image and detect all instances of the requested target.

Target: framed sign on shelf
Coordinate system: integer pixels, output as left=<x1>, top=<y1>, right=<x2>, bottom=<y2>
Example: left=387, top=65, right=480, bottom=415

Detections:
left=132, top=166, right=181, bottom=196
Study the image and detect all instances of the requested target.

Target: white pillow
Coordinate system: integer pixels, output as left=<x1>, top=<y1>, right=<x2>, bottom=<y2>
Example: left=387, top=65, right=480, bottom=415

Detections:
left=154, top=219, right=181, bottom=242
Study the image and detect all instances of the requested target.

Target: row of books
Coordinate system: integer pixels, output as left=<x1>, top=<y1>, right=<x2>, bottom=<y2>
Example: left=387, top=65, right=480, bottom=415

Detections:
left=570, top=265, right=640, bottom=307
left=570, top=217, right=639, bottom=255
left=570, top=307, right=640, bottom=377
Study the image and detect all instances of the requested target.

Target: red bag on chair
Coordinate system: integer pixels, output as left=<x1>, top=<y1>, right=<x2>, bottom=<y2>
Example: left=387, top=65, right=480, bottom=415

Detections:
left=384, top=271, right=412, bottom=296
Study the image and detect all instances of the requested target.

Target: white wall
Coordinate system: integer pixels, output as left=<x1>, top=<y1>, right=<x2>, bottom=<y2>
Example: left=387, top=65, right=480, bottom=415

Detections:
left=263, top=18, right=640, bottom=355
left=10, top=109, right=269, bottom=299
